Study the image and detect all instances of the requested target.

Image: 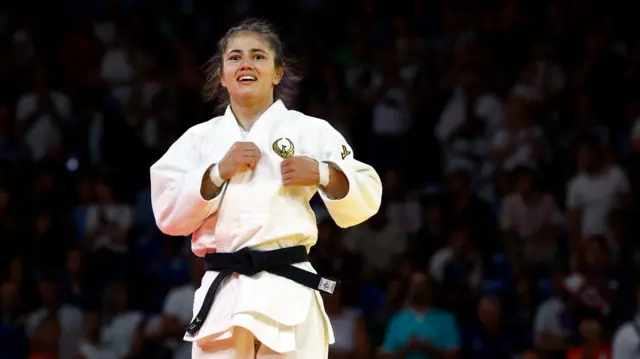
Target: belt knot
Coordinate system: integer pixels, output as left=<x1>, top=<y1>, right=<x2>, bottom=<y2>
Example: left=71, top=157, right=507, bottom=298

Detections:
left=236, top=247, right=268, bottom=276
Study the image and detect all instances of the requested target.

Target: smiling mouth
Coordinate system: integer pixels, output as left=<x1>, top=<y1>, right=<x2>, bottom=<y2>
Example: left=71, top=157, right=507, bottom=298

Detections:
left=237, top=75, right=257, bottom=82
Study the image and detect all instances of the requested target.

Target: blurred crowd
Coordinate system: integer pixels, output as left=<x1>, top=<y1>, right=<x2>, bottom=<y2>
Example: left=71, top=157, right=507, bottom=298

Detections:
left=1, top=0, right=640, bottom=359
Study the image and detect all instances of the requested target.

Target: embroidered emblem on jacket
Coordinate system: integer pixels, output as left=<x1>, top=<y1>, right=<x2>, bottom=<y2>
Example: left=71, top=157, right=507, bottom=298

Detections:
left=272, top=138, right=295, bottom=159
left=340, top=145, right=351, bottom=159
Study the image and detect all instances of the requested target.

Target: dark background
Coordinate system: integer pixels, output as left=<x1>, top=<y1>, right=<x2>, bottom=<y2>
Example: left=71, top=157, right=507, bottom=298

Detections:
left=1, top=0, right=640, bottom=358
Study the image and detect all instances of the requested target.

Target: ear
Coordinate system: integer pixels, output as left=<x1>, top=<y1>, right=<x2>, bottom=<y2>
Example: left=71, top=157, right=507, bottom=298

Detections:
left=218, top=69, right=226, bottom=88
left=273, top=67, right=284, bottom=86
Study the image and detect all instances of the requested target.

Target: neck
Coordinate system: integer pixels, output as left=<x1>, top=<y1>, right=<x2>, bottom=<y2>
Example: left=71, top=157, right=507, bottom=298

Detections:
left=230, top=95, right=275, bottom=131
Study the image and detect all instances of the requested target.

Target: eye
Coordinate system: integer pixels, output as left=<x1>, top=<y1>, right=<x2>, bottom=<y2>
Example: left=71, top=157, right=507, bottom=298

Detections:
left=229, top=55, right=240, bottom=61
left=254, top=54, right=265, bottom=60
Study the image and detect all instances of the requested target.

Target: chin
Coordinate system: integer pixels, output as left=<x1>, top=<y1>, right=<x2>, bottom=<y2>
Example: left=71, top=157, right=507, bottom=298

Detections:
left=232, top=88, right=266, bottom=103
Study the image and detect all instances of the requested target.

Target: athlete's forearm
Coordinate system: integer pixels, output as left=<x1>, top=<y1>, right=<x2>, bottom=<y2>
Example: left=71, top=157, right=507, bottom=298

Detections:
left=322, top=165, right=349, bottom=199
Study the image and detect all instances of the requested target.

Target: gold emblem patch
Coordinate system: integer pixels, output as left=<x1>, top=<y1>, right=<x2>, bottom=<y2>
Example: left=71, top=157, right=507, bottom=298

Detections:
left=340, top=145, right=351, bottom=159
left=272, top=138, right=295, bottom=159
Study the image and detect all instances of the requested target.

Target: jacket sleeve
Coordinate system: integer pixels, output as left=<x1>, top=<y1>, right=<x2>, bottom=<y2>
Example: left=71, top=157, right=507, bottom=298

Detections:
left=316, top=120, right=382, bottom=228
left=150, top=128, right=225, bottom=236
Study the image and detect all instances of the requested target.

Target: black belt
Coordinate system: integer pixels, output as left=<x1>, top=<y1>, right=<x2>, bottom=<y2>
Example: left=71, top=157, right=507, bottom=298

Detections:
left=186, top=245, right=339, bottom=336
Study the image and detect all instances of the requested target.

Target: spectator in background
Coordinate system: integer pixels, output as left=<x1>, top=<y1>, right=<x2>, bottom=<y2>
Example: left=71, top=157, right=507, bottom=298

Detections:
left=612, top=284, right=640, bottom=359
left=27, top=315, right=60, bottom=359
left=441, top=169, right=497, bottom=254
left=382, top=169, right=423, bottom=235
left=557, top=95, right=610, bottom=152
left=84, top=179, right=133, bottom=253
left=15, top=65, right=71, bottom=162
left=566, top=137, right=631, bottom=248
left=534, top=271, right=572, bottom=357
left=566, top=312, right=611, bottom=359
left=78, top=309, right=118, bottom=359
left=25, top=278, right=83, bottom=359
left=429, top=225, right=482, bottom=320
left=156, top=256, right=203, bottom=359
left=0, top=281, right=29, bottom=359
left=343, top=201, right=406, bottom=273
left=60, top=247, right=99, bottom=310
left=67, top=94, right=107, bottom=169
left=500, top=166, right=563, bottom=274
left=369, top=66, right=412, bottom=172
left=565, top=238, right=623, bottom=320
left=461, top=297, right=518, bottom=359
left=491, top=97, right=547, bottom=172
left=99, top=282, right=143, bottom=359
left=99, top=27, right=137, bottom=108
left=322, top=286, right=370, bottom=359
left=435, top=69, right=504, bottom=185
left=379, top=271, right=460, bottom=359
left=407, top=198, right=446, bottom=269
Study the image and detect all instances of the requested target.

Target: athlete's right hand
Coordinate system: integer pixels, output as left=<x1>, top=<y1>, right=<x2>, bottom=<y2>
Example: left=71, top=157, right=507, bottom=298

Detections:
left=218, top=142, right=261, bottom=180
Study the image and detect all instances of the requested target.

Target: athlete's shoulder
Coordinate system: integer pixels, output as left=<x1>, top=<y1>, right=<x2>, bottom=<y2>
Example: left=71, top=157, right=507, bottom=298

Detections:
left=286, top=109, right=333, bottom=131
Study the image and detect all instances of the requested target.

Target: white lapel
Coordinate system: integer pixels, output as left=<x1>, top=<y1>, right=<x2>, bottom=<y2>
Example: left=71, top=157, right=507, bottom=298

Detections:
left=219, top=100, right=287, bottom=144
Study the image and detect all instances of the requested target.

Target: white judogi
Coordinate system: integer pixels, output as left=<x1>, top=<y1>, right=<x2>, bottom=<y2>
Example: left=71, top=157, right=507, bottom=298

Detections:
left=150, top=100, right=382, bottom=358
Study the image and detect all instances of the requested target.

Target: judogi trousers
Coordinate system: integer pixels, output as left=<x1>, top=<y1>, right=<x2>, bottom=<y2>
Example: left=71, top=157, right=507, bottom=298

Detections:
left=191, top=295, right=328, bottom=359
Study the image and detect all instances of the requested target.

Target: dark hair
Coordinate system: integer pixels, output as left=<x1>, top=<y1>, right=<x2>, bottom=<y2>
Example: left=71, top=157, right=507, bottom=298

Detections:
left=202, top=19, right=301, bottom=114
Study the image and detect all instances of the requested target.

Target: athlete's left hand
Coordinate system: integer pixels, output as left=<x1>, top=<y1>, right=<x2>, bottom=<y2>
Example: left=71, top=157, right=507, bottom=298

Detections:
left=281, top=156, right=320, bottom=186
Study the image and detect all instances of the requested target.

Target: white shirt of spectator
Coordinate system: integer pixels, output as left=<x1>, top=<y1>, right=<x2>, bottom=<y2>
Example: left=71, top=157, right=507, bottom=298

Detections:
left=163, top=283, right=196, bottom=330
left=25, top=304, right=84, bottom=359
left=100, top=47, right=135, bottom=106
left=435, top=87, right=504, bottom=183
left=328, top=308, right=361, bottom=352
left=612, top=316, right=640, bottom=359
left=100, top=311, right=143, bottom=359
left=436, top=87, right=505, bottom=145
left=162, top=283, right=196, bottom=359
left=534, top=297, right=568, bottom=339
left=84, top=203, right=133, bottom=252
left=16, top=91, right=72, bottom=161
left=79, top=339, right=118, bottom=359
left=500, top=192, right=564, bottom=237
left=491, top=126, right=544, bottom=171
left=566, top=165, right=630, bottom=237
left=372, top=87, right=411, bottom=136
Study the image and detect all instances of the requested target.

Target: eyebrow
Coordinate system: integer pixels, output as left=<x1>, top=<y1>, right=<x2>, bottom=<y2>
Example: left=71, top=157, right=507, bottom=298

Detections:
left=227, top=48, right=268, bottom=55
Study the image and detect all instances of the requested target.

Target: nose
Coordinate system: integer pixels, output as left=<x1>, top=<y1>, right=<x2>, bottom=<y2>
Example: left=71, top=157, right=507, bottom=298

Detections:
left=239, top=57, right=254, bottom=70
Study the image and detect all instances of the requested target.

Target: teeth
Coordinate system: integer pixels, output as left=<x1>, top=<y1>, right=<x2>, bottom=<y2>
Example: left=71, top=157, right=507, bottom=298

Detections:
left=239, top=76, right=256, bottom=81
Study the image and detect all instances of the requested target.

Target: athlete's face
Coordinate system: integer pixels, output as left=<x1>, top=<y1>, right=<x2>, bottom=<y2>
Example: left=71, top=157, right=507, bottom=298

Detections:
left=220, top=32, right=283, bottom=106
